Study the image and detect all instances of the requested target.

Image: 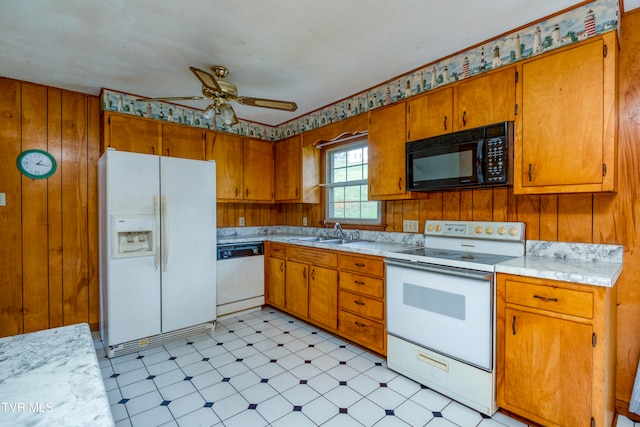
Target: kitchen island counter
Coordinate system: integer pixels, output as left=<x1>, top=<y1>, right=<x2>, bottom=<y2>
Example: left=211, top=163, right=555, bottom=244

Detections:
left=0, top=323, right=114, bottom=427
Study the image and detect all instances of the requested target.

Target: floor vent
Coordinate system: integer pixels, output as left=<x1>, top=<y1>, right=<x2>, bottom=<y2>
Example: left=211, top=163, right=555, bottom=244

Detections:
left=106, top=322, right=215, bottom=358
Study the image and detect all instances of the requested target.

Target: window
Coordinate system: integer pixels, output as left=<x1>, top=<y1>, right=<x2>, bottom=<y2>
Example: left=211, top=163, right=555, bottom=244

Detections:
left=325, top=140, right=380, bottom=224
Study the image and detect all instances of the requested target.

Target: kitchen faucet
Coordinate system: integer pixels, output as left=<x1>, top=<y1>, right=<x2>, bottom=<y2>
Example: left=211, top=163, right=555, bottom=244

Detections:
left=323, top=219, right=330, bottom=237
left=334, top=222, right=346, bottom=238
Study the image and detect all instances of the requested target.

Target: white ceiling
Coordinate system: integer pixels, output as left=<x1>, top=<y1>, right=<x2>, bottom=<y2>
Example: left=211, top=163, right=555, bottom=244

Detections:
left=1, top=0, right=636, bottom=126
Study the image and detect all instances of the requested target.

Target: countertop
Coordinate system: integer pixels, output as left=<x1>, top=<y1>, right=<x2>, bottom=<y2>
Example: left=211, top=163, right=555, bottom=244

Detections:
left=0, top=323, right=114, bottom=427
left=218, top=227, right=624, bottom=288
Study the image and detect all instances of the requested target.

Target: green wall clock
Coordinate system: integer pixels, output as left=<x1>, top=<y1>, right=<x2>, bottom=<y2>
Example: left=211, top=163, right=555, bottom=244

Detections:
left=16, top=149, right=57, bottom=179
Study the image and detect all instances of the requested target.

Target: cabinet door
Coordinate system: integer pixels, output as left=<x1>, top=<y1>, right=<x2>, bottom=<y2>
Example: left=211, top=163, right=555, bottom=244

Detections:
left=285, top=260, right=309, bottom=318
left=162, top=123, right=205, bottom=160
left=407, top=87, right=454, bottom=140
left=457, top=67, right=516, bottom=129
left=368, top=102, right=408, bottom=199
left=243, top=138, right=274, bottom=202
left=308, top=266, right=338, bottom=329
left=504, top=308, right=592, bottom=426
left=520, top=38, right=606, bottom=190
left=267, top=256, right=286, bottom=309
left=274, top=136, right=301, bottom=202
left=103, top=113, right=161, bottom=155
left=206, top=132, right=243, bottom=200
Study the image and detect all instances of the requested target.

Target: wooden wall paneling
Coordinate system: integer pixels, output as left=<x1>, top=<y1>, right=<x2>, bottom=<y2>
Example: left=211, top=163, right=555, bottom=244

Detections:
left=420, top=192, right=443, bottom=223
left=233, top=203, right=246, bottom=227
left=442, top=191, right=461, bottom=220
left=460, top=191, right=473, bottom=221
left=492, top=188, right=509, bottom=222
left=61, top=91, right=89, bottom=326
left=21, top=83, right=50, bottom=333
left=263, top=204, right=276, bottom=226
left=290, top=204, right=303, bottom=226
left=244, top=203, right=261, bottom=226
left=471, top=189, right=493, bottom=221
left=303, top=203, right=322, bottom=228
left=557, top=194, right=593, bottom=243
left=539, top=195, right=559, bottom=241
left=0, top=78, right=23, bottom=337
left=47, top=88, right=64, bottom=329
left=614, top=9, right=640, bottom=414
left=87, top=96, right=100, bottom=329
left=385, top=201, right=403, bottom=231
left=402, top=200, right=420, bottom=228
left=508, top=194, right=541, bottom=240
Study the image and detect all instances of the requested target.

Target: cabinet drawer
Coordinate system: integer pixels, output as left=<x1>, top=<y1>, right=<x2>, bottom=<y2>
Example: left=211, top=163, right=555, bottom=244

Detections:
left=288, top=245, right=338, bottom=268
left=339, top=254, right=384, bottom=277
left=339, top=290, right=384, bottom=321
left=505, top=279, right=593, bottom=319
left=340, top=272, right=383, bottom=298
left=269, top=244, right=286, bottom=258
left=339, top=310, right=385, bottom=353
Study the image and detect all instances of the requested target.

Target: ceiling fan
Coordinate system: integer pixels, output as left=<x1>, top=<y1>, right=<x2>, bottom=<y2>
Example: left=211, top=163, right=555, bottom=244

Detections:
left=137, top=66, right=298, bottom=125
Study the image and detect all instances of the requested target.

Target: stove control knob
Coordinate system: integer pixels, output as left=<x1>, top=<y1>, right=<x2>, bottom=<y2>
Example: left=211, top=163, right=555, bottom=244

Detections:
left=498, top=226, right=507, bottom=235
left=435, top=225, right=442, bottom=232
left=426, top=224, right=434, bottom=232
left=475, top=226, right=484, bottom=235
left=486, top=227, right=494, bottom=235
left=509, top=227, right=519, bottom=236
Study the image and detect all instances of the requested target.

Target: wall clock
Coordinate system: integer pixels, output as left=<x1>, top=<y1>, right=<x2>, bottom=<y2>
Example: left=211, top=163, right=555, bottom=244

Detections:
left=16, top=149, right=57, bottom=179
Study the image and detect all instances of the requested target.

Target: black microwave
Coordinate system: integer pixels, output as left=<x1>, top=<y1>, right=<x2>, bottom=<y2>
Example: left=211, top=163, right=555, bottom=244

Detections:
left=406, top=121, right=513, bottom=191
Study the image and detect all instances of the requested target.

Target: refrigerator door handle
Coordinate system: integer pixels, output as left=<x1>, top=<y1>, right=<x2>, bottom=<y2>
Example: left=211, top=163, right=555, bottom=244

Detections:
left=154, top=195, right=161, bottom=270
left=162, top=196, right=169, bottom=272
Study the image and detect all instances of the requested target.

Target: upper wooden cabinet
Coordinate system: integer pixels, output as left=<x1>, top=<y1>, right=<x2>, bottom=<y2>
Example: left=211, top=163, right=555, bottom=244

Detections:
left=516, top=32, right=617, bottom=194
left=102, top=112, right=161, bottom=155
left=206, top=131, right=244, bottom=200
left=407, top=87, right=454, bottom=141
left=456, top=66, right=517, bottom=130
left=161, top=123, right=205, bottom=160
left=274, top=135, right=320, bottom=203
left=206, top=132, right=274, bottom=202
left=369, top=102, right=418, bottom=200
left=243, top=138, right=274, bottom=202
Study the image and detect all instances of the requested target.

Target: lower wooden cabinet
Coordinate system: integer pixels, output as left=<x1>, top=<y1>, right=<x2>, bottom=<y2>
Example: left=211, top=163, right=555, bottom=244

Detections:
left=496, top=273, right=616, bottom=427
left=263, top=243, right=386, bottom=355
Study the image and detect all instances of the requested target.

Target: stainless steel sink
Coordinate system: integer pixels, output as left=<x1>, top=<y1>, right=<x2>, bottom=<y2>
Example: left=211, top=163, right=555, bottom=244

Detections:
left=290, top=236, right=372, bottom=245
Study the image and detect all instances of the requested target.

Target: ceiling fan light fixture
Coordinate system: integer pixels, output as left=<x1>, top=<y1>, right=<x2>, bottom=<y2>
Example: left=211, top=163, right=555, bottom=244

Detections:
left=219, top=102, right=238, bottom=126
left=203, top=104, right=216, bottom=119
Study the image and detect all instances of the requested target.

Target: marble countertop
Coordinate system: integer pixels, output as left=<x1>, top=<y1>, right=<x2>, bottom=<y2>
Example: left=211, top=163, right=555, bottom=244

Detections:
left=218, top=227, right=624, bottom=288
left=495, top=240, right=623, bottom=287
left=0, top=323, right=114, bottom=427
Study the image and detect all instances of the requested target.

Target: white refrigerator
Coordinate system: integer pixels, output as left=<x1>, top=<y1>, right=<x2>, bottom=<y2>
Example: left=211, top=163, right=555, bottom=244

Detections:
left=99, top=149, right=217, bottom=355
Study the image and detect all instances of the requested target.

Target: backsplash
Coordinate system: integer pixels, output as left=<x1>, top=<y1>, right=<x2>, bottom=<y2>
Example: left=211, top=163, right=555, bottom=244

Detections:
left=102, top=0, right=618, bottom=141
left=527, top=240, right=623, bottom=263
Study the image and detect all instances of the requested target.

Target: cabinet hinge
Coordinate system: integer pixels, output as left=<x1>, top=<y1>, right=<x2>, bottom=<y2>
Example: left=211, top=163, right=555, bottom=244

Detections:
left=515, top=104, right=519, bottom=116
left=592, top=333, right=597, bottom=347
left=604, top=44, right=608, bottom=57
left=602, top=163, right=607, bottom=177
left=515, top=71, right=519, bottom=83
left=591, top=416, right=596, bottom=427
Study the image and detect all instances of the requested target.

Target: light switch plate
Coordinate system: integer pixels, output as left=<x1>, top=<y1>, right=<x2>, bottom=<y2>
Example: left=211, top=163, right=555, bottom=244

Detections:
left=0, top=193, right=6, bottom=207
left=239, top=217, right=245, bottom=226
left=403, top=220, right=419, bottom=233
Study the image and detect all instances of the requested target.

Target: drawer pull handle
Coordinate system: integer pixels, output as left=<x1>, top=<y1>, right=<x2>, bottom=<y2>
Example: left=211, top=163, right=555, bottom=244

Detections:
left=417, top=353, right=449, bottom=371
left=303, top=267, right=307, bottom=279
left=355, top=321, right=366, bottom=327
left=512, top=315, right=516, bottom=335
left=354, top=300, right=365, bottom=306
left=355, top=263, right=365, bottom=267
left=354, top=280, right=365, bottom=285
left=280, top=262, right=284, bottom=272
left=533, top=295, right=558, bottom=302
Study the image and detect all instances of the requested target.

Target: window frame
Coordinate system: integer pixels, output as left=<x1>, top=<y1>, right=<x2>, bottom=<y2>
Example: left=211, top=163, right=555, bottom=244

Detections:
left=324, top=139, right=381, bottom=225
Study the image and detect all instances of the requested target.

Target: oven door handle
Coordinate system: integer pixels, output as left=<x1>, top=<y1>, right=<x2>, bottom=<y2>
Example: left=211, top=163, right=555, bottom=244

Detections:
left=384, top=258, right=493, bottom=281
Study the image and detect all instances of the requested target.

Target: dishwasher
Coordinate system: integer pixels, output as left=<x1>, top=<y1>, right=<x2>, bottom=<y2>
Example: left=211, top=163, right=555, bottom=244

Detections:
left=216, top=241, right=265, bottom=317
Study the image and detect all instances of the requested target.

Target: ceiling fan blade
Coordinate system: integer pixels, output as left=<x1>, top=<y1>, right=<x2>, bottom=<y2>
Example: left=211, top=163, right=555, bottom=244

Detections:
left=136, top=95, right=208, bottom=102
left=190, top=67, right=222, bottom=93
left=236, top=96, right=298, bottom=112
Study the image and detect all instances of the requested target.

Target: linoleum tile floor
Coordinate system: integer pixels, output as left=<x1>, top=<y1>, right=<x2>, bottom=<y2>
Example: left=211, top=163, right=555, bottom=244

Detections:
left=96, top=308, right=636, bottom=427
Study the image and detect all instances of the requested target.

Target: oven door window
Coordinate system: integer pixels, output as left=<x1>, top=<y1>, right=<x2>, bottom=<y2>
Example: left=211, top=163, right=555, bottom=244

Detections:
left=386, top=264, right=493, bottom=371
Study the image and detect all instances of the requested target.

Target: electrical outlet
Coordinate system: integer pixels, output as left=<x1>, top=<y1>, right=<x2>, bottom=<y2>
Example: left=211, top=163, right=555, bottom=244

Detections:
left=302, top=217, right=308, bottom=226
left=403, top=220, right=419, bottom=233
left=0, top=193, right=5, bottom=207
left=239, top=217, right=245, bottom=226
